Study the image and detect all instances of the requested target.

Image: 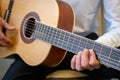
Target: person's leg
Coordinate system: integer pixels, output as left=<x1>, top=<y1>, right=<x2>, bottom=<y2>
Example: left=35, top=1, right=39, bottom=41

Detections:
left=2, top=55, right=57, bottom=80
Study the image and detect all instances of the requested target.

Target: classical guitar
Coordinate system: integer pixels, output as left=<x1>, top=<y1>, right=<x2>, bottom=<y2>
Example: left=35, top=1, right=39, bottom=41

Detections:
left=0, top=0, right=120, bottom=71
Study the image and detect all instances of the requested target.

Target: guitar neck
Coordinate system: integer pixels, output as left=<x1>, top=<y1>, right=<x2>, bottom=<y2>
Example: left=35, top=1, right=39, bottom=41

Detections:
left=33, top=21, right=120, bottom=71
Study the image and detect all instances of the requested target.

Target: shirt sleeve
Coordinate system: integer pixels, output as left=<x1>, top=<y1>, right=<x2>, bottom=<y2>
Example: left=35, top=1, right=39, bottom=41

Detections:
left=95, top=0, right=120, bottom=48
left=96, top=28, right=120, bottom=48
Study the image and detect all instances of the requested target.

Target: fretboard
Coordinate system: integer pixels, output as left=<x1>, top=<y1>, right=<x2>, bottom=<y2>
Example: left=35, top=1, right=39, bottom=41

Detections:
left=33, top=21, right=120, bottom=71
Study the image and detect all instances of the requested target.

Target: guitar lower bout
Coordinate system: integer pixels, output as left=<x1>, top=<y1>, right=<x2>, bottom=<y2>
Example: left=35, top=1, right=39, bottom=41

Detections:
left=0, top=0, right=75, bottom=67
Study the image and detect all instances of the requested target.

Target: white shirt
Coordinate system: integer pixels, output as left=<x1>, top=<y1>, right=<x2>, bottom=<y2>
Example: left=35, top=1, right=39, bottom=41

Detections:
left=63, top=0, right=120, bottom=48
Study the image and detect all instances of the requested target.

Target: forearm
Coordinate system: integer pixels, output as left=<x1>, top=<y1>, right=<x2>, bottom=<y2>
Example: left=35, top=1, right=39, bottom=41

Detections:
left=95, top=28, right=120, bottom=48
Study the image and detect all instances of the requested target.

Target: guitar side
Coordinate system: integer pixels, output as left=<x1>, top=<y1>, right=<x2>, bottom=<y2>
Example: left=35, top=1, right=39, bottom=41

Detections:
left=0, top=0, right=75, bottom=67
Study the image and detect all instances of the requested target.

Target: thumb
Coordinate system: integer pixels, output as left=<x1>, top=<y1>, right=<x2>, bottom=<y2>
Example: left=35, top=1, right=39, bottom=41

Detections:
left=3, top=22, right=14, bottom=30
left=0, top=17, right=14, bottom=30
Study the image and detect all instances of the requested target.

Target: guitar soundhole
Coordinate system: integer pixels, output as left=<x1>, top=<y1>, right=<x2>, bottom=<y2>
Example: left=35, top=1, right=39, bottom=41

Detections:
left=25, top=18, right=35, bottom=38
left=21, top=12, right=40, bottom=43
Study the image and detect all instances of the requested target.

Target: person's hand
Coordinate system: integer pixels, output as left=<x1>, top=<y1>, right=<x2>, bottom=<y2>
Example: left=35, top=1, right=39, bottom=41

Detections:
left=0, top=17, right=15, bottom=47
left=71, top=49, right=101, bottom=71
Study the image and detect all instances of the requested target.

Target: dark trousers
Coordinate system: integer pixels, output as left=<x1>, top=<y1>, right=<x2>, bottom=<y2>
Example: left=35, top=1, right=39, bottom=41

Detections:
left=2, top=53, right=120, bottom=80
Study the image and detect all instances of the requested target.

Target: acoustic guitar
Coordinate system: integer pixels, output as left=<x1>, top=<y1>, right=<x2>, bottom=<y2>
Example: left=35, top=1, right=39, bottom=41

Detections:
left=0, top=0, right=120, bottom=71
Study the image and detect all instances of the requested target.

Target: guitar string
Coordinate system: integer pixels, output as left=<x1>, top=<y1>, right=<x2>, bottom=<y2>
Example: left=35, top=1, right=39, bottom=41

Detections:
left=35, top=28, right=118, bottom=67
left=3, top=8, right=93, bottom=51
left=7, top=14, right=120, bottom=53
left=35, top=20, right=120, bottom=57
left=8, top=16, right=120, bottom=58
left=34, top=21, right=120, bottom=68
left=8, top=15, right=120, bottom=54
left=9, top=19, right=120, bottom=70
left=5, top=14, right=120, bottom=69
left=33, top=25, right=120, bottom=69
left=8, top=15, right=120, bottom=56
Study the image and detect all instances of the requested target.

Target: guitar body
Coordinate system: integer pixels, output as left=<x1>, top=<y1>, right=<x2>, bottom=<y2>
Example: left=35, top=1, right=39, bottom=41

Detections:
left=0, top=0, right=74, bottom=67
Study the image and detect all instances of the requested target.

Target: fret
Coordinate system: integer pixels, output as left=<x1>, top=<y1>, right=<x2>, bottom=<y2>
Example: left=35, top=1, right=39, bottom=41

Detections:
left=50, top=27, right=57, bottom=43
left=41, top=29, right=46, bottom=41
left=45, top=25, right=50, bottom=35
left=50, top=28, right=59, bottom=45
left=55, top=29, right=61, bottom=39
left=68, top=34, right=74, bottom=45
left=110, top=53, right=119, bottom=64
left=78, top=37, right=87, bottom=50
left=57, top=33, right=69, bottom=49
left=63, top=33, right=70, bottom=51
left=62, top=32, right=69, bottom=49
left=99, top=45, right=111, bottom=61
left=117, top=59, right=120, bottom=70
left=69, top=34, right=87, bottom=53
left=93, top=42, right=102, bottom=56
left=99, top=56, right=111, bottom=65
left=69, top=34, right=76, bottom=50
left=110, top=49, right=120, bottom=60
left=46, top=27, right=53, bottom=43
left=62, top=31, right=69, bottom=49
left=85, top=39, right=88, bottom=49
left=50, top=27, right=59, bottom=43
left=110, top=49, right=120, bottom=67
left=92, top=42, right=104, bottom=62
left=70, top=35, right=78, bottom=53
left=85, top=39, right=94, bottom=49
left=99, top=55, right=119, bottom=70
left=92, top=41, right=95, bottom=49
left=64, top=32, right=70, bottom=42
left=51, top=29, right=68, bottom=50
left=48, top=27, right=54, bottom=42
left=59, top=30, right=66, bottom=42
left=40, top=23, right=46, bottom=39
left=74, top=37, right=80, bottom=51
left=51, top=28, right=58, bottom=44
left=46, top=26, right=52, bottom=37
left=66, top=34, right=74, bottom=52
left=72, top=35, right=82, bottom=53
left=59, top=33, right=80, bottom=53
left=52, top=28, right=57, bottom=38
left=54, top=31, right=69, bottom=51
left=35, top=23, right=52, bottom=43
left=107, top=48, right=112, bottom=65
left=55, top=30, right=67, bottom=49
left=34, top=22, right=42, bottom=38
left=99, top=44, right=103, bottom=58
left=71, top=36, right=82, bottom=52
left=99, top=46, right=120, bottom=69
left=100, top=59, right=120, bottom=71
left=60, top=33, right=80, bottom=53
